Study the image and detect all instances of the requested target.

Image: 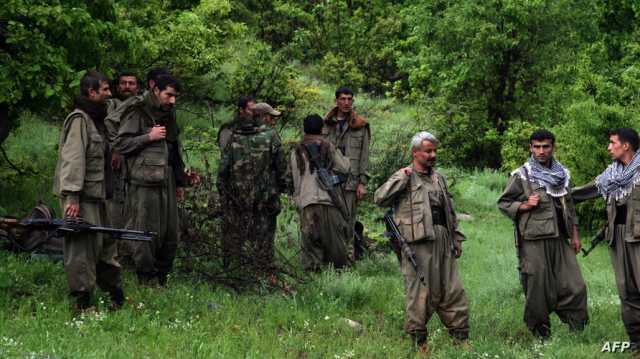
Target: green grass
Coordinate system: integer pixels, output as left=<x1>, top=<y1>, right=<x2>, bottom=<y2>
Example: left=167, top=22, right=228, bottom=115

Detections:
left=0, top=82, right=633, bottom=358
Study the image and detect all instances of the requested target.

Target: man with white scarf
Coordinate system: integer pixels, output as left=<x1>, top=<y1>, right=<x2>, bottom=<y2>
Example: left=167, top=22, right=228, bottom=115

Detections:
left=573, top=127, right=640, bottom=351
left=498, top=129, right=588, bottom=339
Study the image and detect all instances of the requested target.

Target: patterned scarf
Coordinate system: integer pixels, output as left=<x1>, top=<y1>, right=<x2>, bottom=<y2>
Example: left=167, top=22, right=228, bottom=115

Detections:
left=595, top=151, right=640, bottom=200
left=520, top=156, right=570, bottom=197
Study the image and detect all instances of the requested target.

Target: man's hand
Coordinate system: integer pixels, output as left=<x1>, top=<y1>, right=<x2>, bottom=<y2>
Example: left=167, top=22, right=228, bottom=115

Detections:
left=454, top=241, right=462, bottom=258
left=186, top=169, right=201, bottom=186
left=149, top=125, right=167, bottom=141
left=65, top=202, right=80, bottom=218
left=176, top=187, right=185, bottom=202
left=571, top=225, right=581, bottom=253
left=356, top=183, right=367, bottom=201
left=402, top=167, right=413, bottom=176
left=519, top=193, right=540, bottom=211
left=571, top=237, right=582, bottom=253
left=111, top=151, right=122, bottom=171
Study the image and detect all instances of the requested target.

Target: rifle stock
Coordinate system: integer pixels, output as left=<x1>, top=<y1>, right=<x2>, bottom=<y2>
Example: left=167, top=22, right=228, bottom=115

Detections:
left=581, top=226, right=606, bottom=257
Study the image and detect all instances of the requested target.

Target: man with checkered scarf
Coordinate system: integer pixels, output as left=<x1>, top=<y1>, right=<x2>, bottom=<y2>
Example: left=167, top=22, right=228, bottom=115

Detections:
left=498, top=129, right=588, bottom=339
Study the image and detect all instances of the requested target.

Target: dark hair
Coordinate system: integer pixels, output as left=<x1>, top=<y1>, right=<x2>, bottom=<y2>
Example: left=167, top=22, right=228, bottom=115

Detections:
left=335, top=86, right=354, bottom=99
left=610, top=128, right=640, bottom=152
left=529, top=129, right=556, bottom=145
left=237, top=95, right=255, bottom=110
left=80, top=70, right=109, bottom=97
left=304, top=114, right=324, bottom=135
left=146, top=68, right=170, bottom=87
left=154, top=74, right=182, bottom=92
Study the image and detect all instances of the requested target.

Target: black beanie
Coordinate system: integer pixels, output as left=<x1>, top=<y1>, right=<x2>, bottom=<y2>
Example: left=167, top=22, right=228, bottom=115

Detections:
left=304, top=114, right=324, bottom=135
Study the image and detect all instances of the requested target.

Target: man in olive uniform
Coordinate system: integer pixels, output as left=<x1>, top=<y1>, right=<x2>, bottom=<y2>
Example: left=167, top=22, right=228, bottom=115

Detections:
left=217, top=105, right=288, bottom=273
left=114, top=75, right=187, bottom=286
left=54, top=70, right=124, bottom=311
left=217, top=95, right=256, bottom=149
left=573, top=128, right=640, bottom=350
left=290, top=114, right=351, bottom=271
left=104, top=71, right=141, bottom=266
left=497, top=129, right=588, bottom=339
left=323, top=87, right=370, bottom=260
left=374, top=131, right=469, bottom=352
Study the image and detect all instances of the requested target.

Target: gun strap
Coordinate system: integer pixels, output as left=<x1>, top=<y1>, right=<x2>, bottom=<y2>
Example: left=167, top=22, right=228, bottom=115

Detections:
left=408, top=172, right=416, bottom=242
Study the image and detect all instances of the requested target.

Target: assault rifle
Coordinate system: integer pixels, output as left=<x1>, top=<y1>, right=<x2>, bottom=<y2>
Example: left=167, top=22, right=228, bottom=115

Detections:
left=0, top=217, right=155, bottom=242
left=383, top=209, right=426, bottom=286
left=581, top=226, right=606, bottom=257
left=304, top=143, right=350, bottom=221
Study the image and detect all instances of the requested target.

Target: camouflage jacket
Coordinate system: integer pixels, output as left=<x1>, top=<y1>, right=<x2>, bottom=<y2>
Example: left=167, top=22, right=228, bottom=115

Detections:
left=54, top=109, right=107, bottom=202
left=217, top=118, right=289, bottom=212
left=322, top=107, right=371, bottom=191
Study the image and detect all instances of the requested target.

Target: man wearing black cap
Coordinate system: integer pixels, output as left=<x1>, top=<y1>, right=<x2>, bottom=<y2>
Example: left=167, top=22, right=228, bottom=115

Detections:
left=290, top=114, right=351, bottom=270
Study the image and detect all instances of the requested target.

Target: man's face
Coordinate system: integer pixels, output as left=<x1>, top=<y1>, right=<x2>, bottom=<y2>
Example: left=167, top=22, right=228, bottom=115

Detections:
left=88, top=81, right=112, bottom=103
left=240, top=100, right=256, bottom=119
left=262, top=114, right=275, bottom=126
left=336, top=93, right=353, bottom=114
left=117, top=76, right=139, bottom=98
left=608, top=135, right=630, bottom=161
left=413, top=140, right=437, bottom=168
left=529, top=139, right=554, bottom=165
left=154, top=86, right=178, bottom=111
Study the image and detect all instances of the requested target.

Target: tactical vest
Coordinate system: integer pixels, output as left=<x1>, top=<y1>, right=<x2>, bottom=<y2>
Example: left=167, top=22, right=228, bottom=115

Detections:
left=54, top=109, right=107, bottom=199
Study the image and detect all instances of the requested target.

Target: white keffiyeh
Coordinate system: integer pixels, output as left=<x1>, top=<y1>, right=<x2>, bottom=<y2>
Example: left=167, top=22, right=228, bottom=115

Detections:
left=595, top=151, right=640, bottom=201
left=513, top=157, right=570, bottom=197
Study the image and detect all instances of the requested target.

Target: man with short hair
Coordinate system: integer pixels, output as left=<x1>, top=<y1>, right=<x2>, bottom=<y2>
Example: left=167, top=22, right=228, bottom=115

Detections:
left=145, top=68, right=170, bottom=91
left=498, top=129, right=588, bottom=339
left=573, top=128, right=640, bottom=350
left=217, top=95, right=256, bottom=149
left=374, top=131, right=469, bottom=353
left=291, top=114, right=350, bottom=271
left=323, top=87, right=371, bottom=261
left=106, top=71, right=140, bottom=113
left=114, top=74, right=188, bottom=285
left=253, top=102, right=281, bottom=128
left=54, top=70, right=124, bottom=311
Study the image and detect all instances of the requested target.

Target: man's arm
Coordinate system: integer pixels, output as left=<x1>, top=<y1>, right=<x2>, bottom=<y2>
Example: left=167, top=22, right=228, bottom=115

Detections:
left=374, top=169, right=410, bottom=208
left=357, top=125, right=371, bottom=186
left=497, top=175, right=528, bottom=220
left=113, top=112, right=154, bottom=156
left=571, top=181, right=600, bottom=204
left=58, top=116, right=88, bottom=216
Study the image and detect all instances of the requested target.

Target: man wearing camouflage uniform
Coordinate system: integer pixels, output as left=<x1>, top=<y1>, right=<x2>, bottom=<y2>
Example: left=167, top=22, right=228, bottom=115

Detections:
left=498, top=129, right=588, bottom=339
left=374, top=131, right=469, bottom=353
left=217, top=96, right=256, bottom=149
left=105, top=71, right=140, bottom=266
left=291, top=114, right=351, bottom=271
left=217, top=106, right=288, bottom=273
left=253, top=102, right=281, bottom=128
left=323, top=87, right=370, bottom=260
left=54, top=70, right=124, bottom=311
left=573, top=128, right=640, bottom=351
left=114, top=75, right=187, bottom=286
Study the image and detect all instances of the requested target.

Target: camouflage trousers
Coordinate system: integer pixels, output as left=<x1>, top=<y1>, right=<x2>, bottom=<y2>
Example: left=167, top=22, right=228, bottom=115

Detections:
left=403, top=224, right=469, bottom=340
left=222, top=207, right=277, bottom=272
left=299, top=204, right=349, bottom=271
left=60, top=198, right=122, bottom=294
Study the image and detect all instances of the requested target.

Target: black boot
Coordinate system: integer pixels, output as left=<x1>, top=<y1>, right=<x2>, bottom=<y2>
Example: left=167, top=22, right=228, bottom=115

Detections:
left=109, top=288, right=125, bottom=310
left=532, top=324, right=551, bottom=339
left=71, top=291, right=94, bottom=313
